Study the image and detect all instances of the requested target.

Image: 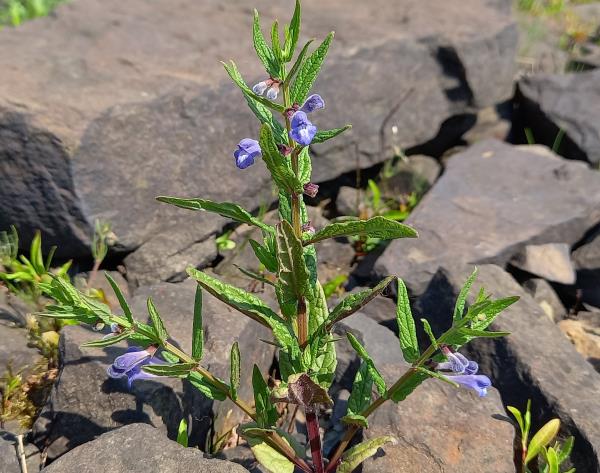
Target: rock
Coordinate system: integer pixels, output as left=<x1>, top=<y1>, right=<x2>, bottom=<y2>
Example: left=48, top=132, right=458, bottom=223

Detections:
left=416, top=264, right=600, bottom=472
left=0, top=432, right=41, bottom=473
left=573, top=232, right=600, bottom=308
left=462, top=106, right=511, bottom=145
left=0, top=0, right=517, bottom=270
left=215, top=444, right=267, bottom=473
left=40, top=423, right=249, bottom=473
left=0, top=288, right=33, bottom=328
left=32, top=279, right=274, bottom=460
left=0, top=325, right=42, bottom=374
left=381, top=155, right=442, bottom=197
left=518, top=69, right=600, bottom=165
left=523, top=278, right=566, bottom=322
left=77, top=270, right=130, bottom=311
left=333, top=313, right=515, bottom=472
left=559, top=312, right=600, bottom=372
left=374, top=140, right=600, bottom=296
left=336, top=187, right=361, bottom=217
left=510, top=243, right=576, bottom=284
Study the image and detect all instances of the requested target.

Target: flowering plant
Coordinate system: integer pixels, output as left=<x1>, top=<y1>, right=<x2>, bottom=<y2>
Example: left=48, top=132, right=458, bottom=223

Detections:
left=38, top=2, right=520, bottom=472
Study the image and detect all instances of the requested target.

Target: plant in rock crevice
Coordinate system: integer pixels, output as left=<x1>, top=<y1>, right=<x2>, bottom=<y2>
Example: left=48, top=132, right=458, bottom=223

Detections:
left=37, top=2, right=520, bottom=472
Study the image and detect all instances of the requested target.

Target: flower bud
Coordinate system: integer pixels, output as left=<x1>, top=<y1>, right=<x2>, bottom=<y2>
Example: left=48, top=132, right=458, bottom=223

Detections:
left=252, top=81, right=269, bottom=95
left=302, top=221, right=316, bottom=234
left=266, top=82, right=280, bottom=100
left=303, top=182, right=319, bottom=198
left=277, top=144, right=293, bottom=156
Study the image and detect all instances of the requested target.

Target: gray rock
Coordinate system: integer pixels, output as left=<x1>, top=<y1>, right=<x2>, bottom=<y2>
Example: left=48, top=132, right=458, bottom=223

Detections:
left=573, top=232, right=600, bottom=307
left=416, top=264, right=600, bottom=472
left=333, top=313, right=515, bottom=473
left=510, top=243, right=576, bottom=284
left=523, top=278, right=566, bottom=322
left=518, top=69, right=600, bottom=165
left=0, top=325, right=42, bottom=375
left=381, top=155, right=442, bottom=197
left=0, top=288, right=32, bottom=328
left=0, top=436, right=21, bottom=473
left=40, top=423, right=249, bottom=473
left=462, top=105, right=511, bottom=145
left=0, top=0, right=517, bottom=272
left=374, top=141, right=600, bottom=296
left=336, top=187, right=361, bottom=217
left=0, top=432, right=41, bottom=473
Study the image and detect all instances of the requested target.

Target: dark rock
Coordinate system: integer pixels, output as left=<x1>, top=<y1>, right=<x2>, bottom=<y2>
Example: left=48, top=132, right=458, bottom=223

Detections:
left=518, top=69, right=600, bottom=165
left=523, top=278, right=566, bottom=322
left=416, top=264, right=600, bottom=472
left=0, top=0, right=517, bottom=272
left=573, top=232, right=600, bottom=307
left=510, top=243, right=576, bottom=284
left=381, top=155, right=441, bottom=197
left=40, top=423, right=249, bottom=473
left=374, top=141, right=600, bottom=296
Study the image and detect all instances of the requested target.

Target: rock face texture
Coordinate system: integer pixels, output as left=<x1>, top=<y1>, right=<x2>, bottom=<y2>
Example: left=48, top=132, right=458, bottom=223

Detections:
left=0, top=0, right=517, bottom=284
left=416, top=264, right=600, bottom=472
left=518, top=69, right=600, bottom=165
left=40, top=423, right=249, bottom=473
left=375, top=141, right=600, bottom=295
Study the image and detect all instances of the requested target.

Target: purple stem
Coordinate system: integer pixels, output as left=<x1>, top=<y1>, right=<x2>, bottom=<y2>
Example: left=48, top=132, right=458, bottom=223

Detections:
left=306, top=407, right=324, bottom=473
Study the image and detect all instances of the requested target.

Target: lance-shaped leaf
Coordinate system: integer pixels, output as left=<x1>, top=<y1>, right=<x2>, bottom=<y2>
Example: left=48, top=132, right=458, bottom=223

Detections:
left=177, top=418, right=188, bottom=448
left=253, top=9, right=278, bottom=77
left=249, top=239, right=278, bottom=273
left=105, top=273, right=134, bottom=325
left=453, top=268, right=478, bottom=322
left=421, top=318, right=438, bottom=350
left=252, top=365, right=279, bottom=428
left=259, top=124, right=304, bottom=194
left=341, top=414, right=368, bottom=428
left=80, top=330, right=131, bottom=348
left=142, top=362, right=197, bottom=377
left=525, top=419, right=560, bottom=465
left=389, top=369, right=429, bottom=403
left=271, top=20, right=283, bottom=64
left=468, top=296, right=520, bottom=331
left=396, top=279, right=419, bottom=363
left=346, top=333, right=386, bottom=397
left=192, top=286, right=204, bottom=360
left=324, top=276, right=395, bottom=330
left=297, top=147, right=312, bottom=185
left=147, top=297, right=169, bottom=344
left=247, top=436, right=295, bottom=473
left=235, top=265, right=275, bottom=287
left=291, top=32, right=334, bottom=104
left=230, top=341, right=241, bottom=401
left=188, top=371, right=227, bottom=401
left=283, top=0, right=301, bottom=62
left=223, top=61, right=285, bottom=113
left=311, top=124, right=352, bottom=144
left=304, top=216, right=417, bottom=246
left=337, top=436, right=398, bottom=473
left=276, top=220, right=309, bottom=303
left=283, top=39, right=313, bottom=86
left=443, top=327, right=510, bottom=347
left=156, top=196, right=273, bottom=234
left=342, top=362, right=373, bottom=427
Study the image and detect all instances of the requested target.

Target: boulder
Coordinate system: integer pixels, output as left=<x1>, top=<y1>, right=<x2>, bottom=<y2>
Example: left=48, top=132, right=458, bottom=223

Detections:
left=522, top=278, right=566, bottom=322
left=0, top=432, right=41, bottom=473
left=0, top=325, right=42, bottom=375
left=558, top=311, right=600, bottom=372
left=416, top=264, right=600, bottom=472
left=518, top=69, right=600, bottom=165
left=336, top=187, right=361, bottom=217
left=374, top=141, right=600, bottom=295
left=40, top=423, right=249, bottom=473
left=0, top=0, right=517, bottom=275
left=509, top=243, right=576, bottom=284
left=381, top=155, right=442, bottom=197
left=573, top=232, right=600, bottom=308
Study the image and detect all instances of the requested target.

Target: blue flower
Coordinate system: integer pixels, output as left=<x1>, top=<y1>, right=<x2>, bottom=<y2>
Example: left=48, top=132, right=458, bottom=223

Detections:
left=448, top=374, right=492, bottom=397
left=437, top=349, right=490, bottom=396
left=300, top=94, right=325, bottom=114
left=290, top=111, right=317, bottom=146
left=107, top=346, right=164, bottom=388
left=437, top=352, right=478, bottom=375
left=266, top=83, right=280, bottom=100
left=234, top=139, right=262, bottom=169
left=252, top=80, right=269, bottom=95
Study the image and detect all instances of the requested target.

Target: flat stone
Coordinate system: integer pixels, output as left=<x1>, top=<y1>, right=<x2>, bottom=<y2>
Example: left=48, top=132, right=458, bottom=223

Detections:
left=416, top=264, right=600, bottom=472
left=510, top=242, right=576, bottom=284
left=522, top=278, right=566, bottom=322
left=374, top=141, right=600, bottom=296
left=40, top=423, right=249, bottom=473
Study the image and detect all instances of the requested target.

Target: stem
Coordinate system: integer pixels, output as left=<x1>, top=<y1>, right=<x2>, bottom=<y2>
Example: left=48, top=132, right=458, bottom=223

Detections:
left=306, top=408, right=325, bottom=473
left=87, top=258, right=102, bottom=289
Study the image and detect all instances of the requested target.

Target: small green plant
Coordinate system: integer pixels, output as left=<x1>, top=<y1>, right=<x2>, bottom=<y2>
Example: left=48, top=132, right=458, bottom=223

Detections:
left=216, top=230, right=237, bottom=252
left=0, top=0, right=67, bottom=27
left=508, top=400, right=575, bottom=473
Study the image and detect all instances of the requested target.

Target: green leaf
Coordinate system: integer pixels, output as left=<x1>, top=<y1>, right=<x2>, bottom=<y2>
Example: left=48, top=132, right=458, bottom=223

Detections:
left=556, top=436, right=574, bottom=464
left=337, top=436, right=397, bottom=473
left=311, top=125, right=352, bottom=144
left=325, top=276, right=395, bottom=329
left=271, top=20, right=283, bottom=64
left=104, top=273, right=134, bottom=325
left=142, top=362, right=197, bottom=377
left=415, top=366, right=459, bottom=388
left=276, top=220, right=310, bottom=302
left=249, top=438, right=294, bottom=473
left=252, top=365, right=278, bottom=428
left=469, top=296, right=520, bottom=331
left=507, top=406, right=525, bottom=437
left=188, top=371, right=227, bottom=401
left=304, top=216, right=417, bottom=246
left=249, top=239, right=278, bottom=273
left=389, top=369, right=429, bottom=403
left=453, top=268, right=478, bottom=322
left=421, top=319, right=438, bottom=350
left=368, top=179, right=381, bottom=210
left=284, top=40, right=313, bottom=88
left=347, top=362, right=373, bottom=416
left=283, top=0, right=301, bottom=62
left=259, top=123, right=303, bottom=194
left=298, top=147, right=312, bottom=185
left=223, top=60, right=285, bottom=113
left=396, top=279, right=419, bottom=363
left=234, top=265, right=275, bottom=287
left=526, top=419, right=560, bottom=465
left=80, top=330, right=131, bottom=348
left=341, top=413, right=369, bottom=428
left=545, top=447, right=559, bottom=473
left=147, top=297, right=169, bottom=344
left=253, top=9, right=278, bottom=77
left=291, top=32, right=334, bottom=104
left=156, top=196, right=273, bottom=234
left=177, top=418, right=188, bottom=448
left=346, top=333, right=386, bottom=397
left=192, top=286, right=204, bottom=360
left=230, top=341, right=241, bottom=401
left=444, top=327, right=510, bottom=346
left=30, top=231, right=45, bottom=275
left=161, top=351, right=179, bottom=364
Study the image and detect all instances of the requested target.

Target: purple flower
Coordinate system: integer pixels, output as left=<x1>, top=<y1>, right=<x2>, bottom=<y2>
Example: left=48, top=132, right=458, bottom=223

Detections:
left=107, top=346, right=164, bottom=388
left=437, top=348, right=489, bottom=396
left=290, top=111, right=317, bottom=146
left=303, top=182, right=319, bottom=198
left=300, top=94, right=325, bottom=114
left=234, top=139, right=262, bottom=169
left=252, top=81, right=269, bottom=95
left=448, top=374, right=492, bottom=397
left=437, top=352, right=478, bottom=375
left=266, top=83, right=280, bottom=100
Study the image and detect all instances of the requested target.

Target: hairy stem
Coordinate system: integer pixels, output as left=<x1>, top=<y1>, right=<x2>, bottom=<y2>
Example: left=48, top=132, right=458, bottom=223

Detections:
left=306, top=408, right=325, bottom=473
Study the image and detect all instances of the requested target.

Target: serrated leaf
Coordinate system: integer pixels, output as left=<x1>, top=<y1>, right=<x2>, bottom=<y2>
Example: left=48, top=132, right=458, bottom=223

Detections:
left=259, top=123, right=303, bottom=194
left=324, top=276, right=395, bottom=329
left=252, top=365, right=278, bottom=428
left=469, top=296, right=520, bottom=331
left=297, top=147, right=312, bottom=185
left=347, top=362, right=373, bottom=416
left=249, top=239, right=278, bottom=273
left=142, top=362, right=197, bottom=377
left=396, top=279, right=419, bottom=363
left=444, top=327, right=510, bottom=347
left=421, top=318, right=438, bottom=350
left=271, top=20, right=283, bottom=64
left=526, top=419, right=560, bottom=465
left=283, top=0, right=301, bottom=62
left=161, top=351, right=179, bottom=364
left=389, top=370, right=429, bottom=403
left=253, top=9, right=278, bottom=77
left=304, top=216, right=417, bottom=246
left=156, top=196, right=273, bottom=234
left=453, top=268, right=478, bottom=322
left=341, top=414, right=369, bottom=428
left=337, top=436, right=397, bottom=473
left=223, top=60, right=285, bottom=113
left=177, top=418, right=188, bottom=448
left=249, top=438, right=294, bottom=473
left=276, top=220, right=309, bottom=302
left=284, top=40, right=313, bottom=88
left=230, top=341, right=241, bottom=401
left=147, top=297, right=169, bottom=344
left=291, top=32, right=334, bottom=104
left=188, top=371, right=227, bottom=401
left=80, top=330, right=131, bottom=348
left=311, top=125, right=352, bottom=144
left=104, top=273, right=134, bottom=325
left=346, top=333, right=386, bottom=396
left=192, top=286, right=204, bottom=360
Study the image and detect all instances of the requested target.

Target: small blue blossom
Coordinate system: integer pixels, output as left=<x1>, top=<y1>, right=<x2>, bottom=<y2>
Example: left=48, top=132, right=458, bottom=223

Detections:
left=448, top=374, right=492, bottom=397
left=234, top=139, right=262, bottom=169
left=107, top=346, right=164, bottom=388
left=266, top=83, right=280, bottom=100
left=437, top=352, right=478, bottom=375
left=437, top=348, right=490, bottom=397
left=300, top=94, right=325, bottom=114
left=252, top=80, right=269, bottom=95
left=290, top=111, right=317, bottom=146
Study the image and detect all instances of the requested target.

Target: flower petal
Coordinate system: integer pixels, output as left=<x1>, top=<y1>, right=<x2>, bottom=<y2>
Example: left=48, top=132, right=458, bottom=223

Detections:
left=450, top=374, right=492, bottom=397
left=112, top=348, right=151, bottom=372
left=300, top=94, right=325, bottom=114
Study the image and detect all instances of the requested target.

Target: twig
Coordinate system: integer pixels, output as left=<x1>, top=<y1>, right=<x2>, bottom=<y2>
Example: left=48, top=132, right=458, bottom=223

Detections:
left=17, top=434, right=28, bottom=473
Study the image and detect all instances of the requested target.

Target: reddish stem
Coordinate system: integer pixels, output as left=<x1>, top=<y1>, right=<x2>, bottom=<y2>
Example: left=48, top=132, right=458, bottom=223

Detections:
left=306, top=407, right=324, bottom=473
